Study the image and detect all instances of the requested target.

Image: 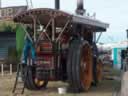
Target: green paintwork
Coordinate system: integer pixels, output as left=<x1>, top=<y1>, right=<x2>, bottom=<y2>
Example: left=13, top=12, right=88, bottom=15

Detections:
left=16, top=24, right=26, bottom=59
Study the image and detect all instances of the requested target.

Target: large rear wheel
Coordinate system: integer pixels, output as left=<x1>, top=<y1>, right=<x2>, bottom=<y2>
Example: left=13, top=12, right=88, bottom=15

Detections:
left=67, top=39, right=93, bottom=92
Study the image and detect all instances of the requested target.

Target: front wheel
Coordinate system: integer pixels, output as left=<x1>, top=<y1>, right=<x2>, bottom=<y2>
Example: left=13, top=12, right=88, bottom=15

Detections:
left=22, top=48, right=48, bottom=90
left=22, top=65, right=48, bottom=90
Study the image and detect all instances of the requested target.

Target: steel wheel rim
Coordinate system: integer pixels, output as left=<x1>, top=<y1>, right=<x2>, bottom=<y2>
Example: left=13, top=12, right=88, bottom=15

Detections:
left=80, top=43, right=92, bottom=91
left=27, top=51, right=45, bottom=87
left=34, top=78, right=45, bottom=86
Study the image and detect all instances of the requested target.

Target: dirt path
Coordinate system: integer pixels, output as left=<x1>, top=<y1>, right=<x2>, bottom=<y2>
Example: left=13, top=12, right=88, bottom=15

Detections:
left=0, top=74, right=120, bottom=96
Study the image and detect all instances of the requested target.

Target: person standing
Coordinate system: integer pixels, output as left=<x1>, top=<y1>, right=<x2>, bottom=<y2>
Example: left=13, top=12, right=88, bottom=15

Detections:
left=22, top=26, right=36, bottom=65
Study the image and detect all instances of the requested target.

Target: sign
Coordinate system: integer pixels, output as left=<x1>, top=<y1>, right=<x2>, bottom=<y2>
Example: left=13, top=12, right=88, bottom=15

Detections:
left=0, top=6, right=27, bottom=20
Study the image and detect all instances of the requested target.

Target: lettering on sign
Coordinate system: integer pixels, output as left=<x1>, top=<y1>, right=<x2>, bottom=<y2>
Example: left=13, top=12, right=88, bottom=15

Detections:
left=0, top=6, right=27, bottom=20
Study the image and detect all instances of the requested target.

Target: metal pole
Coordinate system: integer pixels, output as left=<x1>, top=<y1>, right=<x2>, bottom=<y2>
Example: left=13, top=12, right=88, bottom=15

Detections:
left=37, top=19, right=52, bottom=42
left=26, top=0, right=29, bottom=9
left=30, top=0, right=33, bottom=8
left=93, top=32, right=96, bottom=43
left=20, top=24, right=33, bottom=43
left=33, top=17, right=36, bottom=42
left=96, top=32, right=103, bottom=43
left=77, top=0, right=84, bottom=10
left=126, top=29, right=128, bottom=49
left=0, top=0, right=1, bottom=8
left=52, top=18, right=55, bottom=41
left=126, top=29, right=128, bottom=40
left=1, top=64, right=4, bottom=76
left=56, top=19, right=70, bottom=42
left=10, top=64, right=12, bottom=75
left=55, top=0, right=60, bottom=9
left=76, top=0, right=85, bottom=15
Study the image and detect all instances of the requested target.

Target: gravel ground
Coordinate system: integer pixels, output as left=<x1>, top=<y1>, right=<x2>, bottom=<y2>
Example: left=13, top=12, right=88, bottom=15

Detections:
left=0, top=74, right=121, bottom=96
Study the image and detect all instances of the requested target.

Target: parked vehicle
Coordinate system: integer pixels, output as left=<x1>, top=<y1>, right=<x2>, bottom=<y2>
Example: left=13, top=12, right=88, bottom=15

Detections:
left=13, top=0, right=109, bottom=92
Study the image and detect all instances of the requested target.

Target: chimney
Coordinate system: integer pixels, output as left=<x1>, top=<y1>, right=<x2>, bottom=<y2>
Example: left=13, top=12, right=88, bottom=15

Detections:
left=55, top=0, right=60, bottom=10
left=76, top=0, right=85, bottom=15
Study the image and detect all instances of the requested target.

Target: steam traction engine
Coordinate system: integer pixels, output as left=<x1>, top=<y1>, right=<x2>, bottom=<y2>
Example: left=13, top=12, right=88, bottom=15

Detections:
left=13, top=0, right=109, bottom=92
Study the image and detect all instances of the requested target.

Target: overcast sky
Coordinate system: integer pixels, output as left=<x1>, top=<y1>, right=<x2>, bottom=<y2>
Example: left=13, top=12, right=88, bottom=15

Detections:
left=1, top=0, right=128, bottom=43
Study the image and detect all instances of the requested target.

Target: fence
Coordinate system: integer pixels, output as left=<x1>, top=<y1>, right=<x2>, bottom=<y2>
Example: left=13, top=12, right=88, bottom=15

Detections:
left=0, top=64, right=13, bottom=76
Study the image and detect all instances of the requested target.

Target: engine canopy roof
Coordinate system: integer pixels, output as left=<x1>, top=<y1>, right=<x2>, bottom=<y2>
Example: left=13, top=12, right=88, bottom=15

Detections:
left=13, top=8, right=109, bottom=32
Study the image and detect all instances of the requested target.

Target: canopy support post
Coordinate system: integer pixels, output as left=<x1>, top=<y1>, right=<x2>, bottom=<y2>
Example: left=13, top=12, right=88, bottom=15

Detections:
left=32, top=16, right=37, bottom=43
left=96, top=32, right=103, bottom=43
left=20, top=24, right=33, bottom=43
left=37, top=18, right=53, bottom=43
left=52, top=18, right=55, bottom=41
left=56, top=19, right=71, bottom=42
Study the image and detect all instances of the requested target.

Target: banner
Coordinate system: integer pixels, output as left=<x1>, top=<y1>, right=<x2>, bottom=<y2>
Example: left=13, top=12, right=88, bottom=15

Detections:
left=0, top=6, right=27, bottom=20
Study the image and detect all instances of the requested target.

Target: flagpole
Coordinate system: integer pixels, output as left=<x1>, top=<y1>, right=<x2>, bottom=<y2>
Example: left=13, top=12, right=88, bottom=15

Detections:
left=126, top=29, right=128, bottom=48
left=30, top=0, right=33, bottom=8
left=26, top=0, right=29, bottom=9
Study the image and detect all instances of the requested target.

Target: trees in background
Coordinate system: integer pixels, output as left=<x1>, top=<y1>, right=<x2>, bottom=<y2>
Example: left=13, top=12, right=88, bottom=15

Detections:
left=0, top=21, right=17, bottom=32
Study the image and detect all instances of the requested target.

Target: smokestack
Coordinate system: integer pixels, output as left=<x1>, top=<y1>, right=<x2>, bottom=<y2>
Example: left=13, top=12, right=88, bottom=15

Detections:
left=55, top=0, right=60, bottom=9
left=76, top=0, right=85, bottom=15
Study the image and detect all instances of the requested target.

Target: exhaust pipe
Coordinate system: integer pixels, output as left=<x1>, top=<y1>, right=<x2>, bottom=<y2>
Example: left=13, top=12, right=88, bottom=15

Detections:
left=76, top=0, right=85, bottom=15
left=55, top=0, right=60, bottom=10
